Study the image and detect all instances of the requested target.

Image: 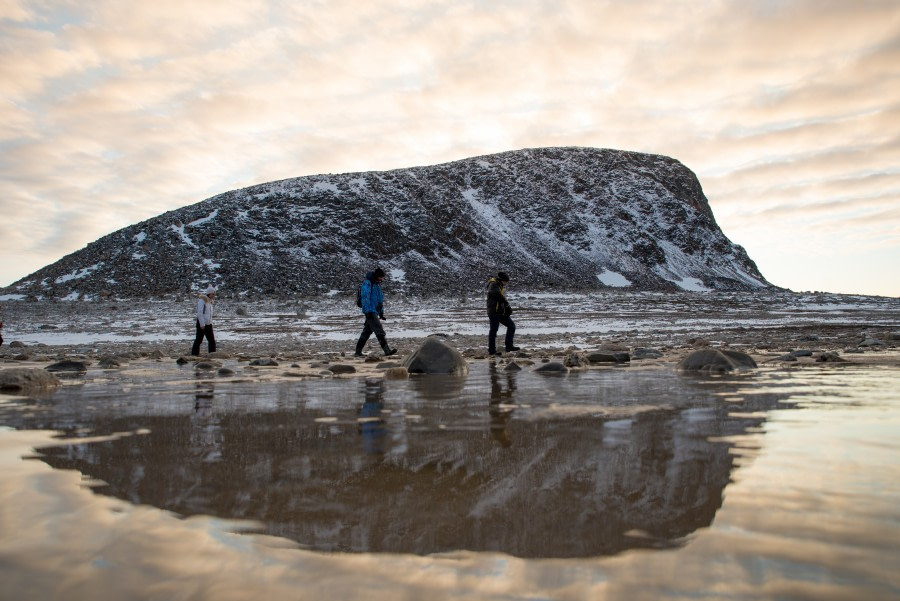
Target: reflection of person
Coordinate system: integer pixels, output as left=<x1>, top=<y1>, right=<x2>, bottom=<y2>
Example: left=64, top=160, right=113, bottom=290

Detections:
left=486, top=272, right=519, bottom=356
left=358, top=378, right=387, bottom=455
left=191, top=286, right=217, bottom=356
left=489, top=363, right=517, bottom=447
left=355, top=268, right=397, bottom=357
left=191, top=383, right=222, bottom=461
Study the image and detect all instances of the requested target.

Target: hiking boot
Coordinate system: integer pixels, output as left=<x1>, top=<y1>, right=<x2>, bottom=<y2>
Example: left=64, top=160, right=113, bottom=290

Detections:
left=354, top=352, right=365, bottom=357
left=383, top=348, right=398, bottom=357
left=505, top=346, right=520, bottom=352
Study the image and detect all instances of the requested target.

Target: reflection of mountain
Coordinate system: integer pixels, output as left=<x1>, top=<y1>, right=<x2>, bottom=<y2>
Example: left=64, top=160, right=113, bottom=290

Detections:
left=33, top=374, right=792, bottom=559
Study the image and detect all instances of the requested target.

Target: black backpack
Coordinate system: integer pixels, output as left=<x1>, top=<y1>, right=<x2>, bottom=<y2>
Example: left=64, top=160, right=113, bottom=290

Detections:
left=355, top=283, right=363, bottom=308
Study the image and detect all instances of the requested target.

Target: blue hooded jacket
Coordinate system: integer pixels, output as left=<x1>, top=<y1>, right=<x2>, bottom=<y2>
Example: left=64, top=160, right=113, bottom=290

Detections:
left=360, top=272, right=385, bottom=315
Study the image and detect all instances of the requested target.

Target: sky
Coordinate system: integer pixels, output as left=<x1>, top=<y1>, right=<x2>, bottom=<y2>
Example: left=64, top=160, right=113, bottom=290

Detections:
left=1, top=0, right=898, bottom=297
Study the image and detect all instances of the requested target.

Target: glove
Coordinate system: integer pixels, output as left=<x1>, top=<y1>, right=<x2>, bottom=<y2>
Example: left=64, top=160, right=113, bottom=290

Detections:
left=379, top=312, right=386, bottom=321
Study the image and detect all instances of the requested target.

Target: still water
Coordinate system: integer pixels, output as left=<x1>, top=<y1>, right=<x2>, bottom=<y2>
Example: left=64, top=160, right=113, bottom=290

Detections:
left=0, top=360, right=898, bottom=600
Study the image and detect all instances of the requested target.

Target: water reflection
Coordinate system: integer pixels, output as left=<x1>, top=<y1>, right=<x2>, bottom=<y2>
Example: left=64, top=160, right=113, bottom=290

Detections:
left=18, top=363, right=797, bottom=558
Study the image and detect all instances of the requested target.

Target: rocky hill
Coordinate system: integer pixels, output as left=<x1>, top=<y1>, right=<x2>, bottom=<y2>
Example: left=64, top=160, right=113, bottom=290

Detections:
left=4, top=147, right=772, bottom=299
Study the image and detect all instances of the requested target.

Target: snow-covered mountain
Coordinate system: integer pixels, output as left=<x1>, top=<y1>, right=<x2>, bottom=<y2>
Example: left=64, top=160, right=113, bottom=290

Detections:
left=5, top=147, right=772, bottom=299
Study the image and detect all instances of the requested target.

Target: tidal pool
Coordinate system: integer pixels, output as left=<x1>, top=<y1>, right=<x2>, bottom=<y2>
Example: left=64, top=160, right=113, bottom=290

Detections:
left=0, top=360, right=898, bottom=600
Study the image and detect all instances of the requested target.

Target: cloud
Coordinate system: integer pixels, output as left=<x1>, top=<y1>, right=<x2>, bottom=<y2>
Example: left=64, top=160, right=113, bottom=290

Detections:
left=1, top=0, right=899, bottom=295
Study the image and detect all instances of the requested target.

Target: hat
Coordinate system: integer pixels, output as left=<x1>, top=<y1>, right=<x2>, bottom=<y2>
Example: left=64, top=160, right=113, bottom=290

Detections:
left=497, top=271, right=510, bottom=282
left=373, top=268, right=386, bottom=279
left=205, top=286, right=217, bottom=295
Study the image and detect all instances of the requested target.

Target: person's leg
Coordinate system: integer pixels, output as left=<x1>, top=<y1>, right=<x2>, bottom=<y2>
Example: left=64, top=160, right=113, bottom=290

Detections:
left=370, top=315, right=396, bottom=355
left=488, top=314, right=500, bottom=354
left=206, top=324, right=216, bottom=353
left=355, top=321, right=373, bottom=355
left=501, top=315, right=517, bottom=351
left=192, top=320, right=204, bottom=356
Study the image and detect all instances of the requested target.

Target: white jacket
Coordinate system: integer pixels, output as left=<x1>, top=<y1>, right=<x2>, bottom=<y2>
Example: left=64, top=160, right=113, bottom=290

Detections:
left=196, top=294, right=214, bottom=328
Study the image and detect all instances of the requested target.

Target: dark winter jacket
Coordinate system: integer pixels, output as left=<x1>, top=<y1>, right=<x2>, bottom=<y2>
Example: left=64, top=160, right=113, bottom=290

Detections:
left=486, top=278, right=512, bottom=316
left=360, top=272, right=385, bottom=316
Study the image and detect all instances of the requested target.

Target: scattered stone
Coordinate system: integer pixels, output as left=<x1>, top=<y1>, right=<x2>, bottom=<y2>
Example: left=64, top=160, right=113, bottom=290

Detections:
left=564, top=353, right=587, bottom=368
left=13, top=354, right=31, bottom=361
left=859, top=337, right=884, bottom=347
left=235, top=306, right=249, bottom=316
left=586, top=352, right=630, bottom=364
left=504, top=361, right=522, bottom=372
left=688, top=338, right=711, bottom=347
left=773, top=354, right=797, bottom=362
left=249, top=358, right=280, bottom=367
left=176, top=356, right=199, bottom=365
left=534, top=362, right=568, bottom=374
left=798, top=335, right=820, bottom=341
left=327, top=364, right=356, bottom=375
left=632, top=348, right=663, bottom=359
left=10, top=341, right=25, bottom=348
left=45, top=360, right=88, bottom=373
left=148, top=349, right=166, bottom=360
left=208, top=352, right=234, bottom=359
left=791, top=349, right=814, bottom=357
left=195, top=361, right=222, bottom=371
left=364, top=355, right=382, bottom=363
left=383, top=367, right=409, bottom=380
left=0, top=368, right=60, bottom=392
left=678, top=350, right=757, bottom=373
left=97, top=356, right=123, bottom=368
left=376, top=362, right=401, bottom=369
left=816, top=352, right=846, bottom=363
left=403, top=337, right=469, bottom=376
left=217, top=367, right=236, bottom=376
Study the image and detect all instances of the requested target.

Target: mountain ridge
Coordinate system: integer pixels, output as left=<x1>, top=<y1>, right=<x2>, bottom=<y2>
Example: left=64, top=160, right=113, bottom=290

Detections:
left=4, top=146, right=772, bottom=299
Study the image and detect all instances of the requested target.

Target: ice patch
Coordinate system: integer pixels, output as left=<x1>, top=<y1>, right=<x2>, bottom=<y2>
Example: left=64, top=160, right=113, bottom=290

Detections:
left=0, top=294, right=25, bottom=301
left=597, top=269, right=631, bottom=287
left=170, top=224, right=197, bottom=248
left=55, top=263, right=102, bottom=284
left=132, top=252, right=147, bottom=260
left=313, top=181, right=340, bottom=194
left=390, top=268, right=406, bottom=283
left=188, top=210, right=219, bottom=227
left=133, top=232, right=147, bottom=244
left=202, top=258, right=221, bottom=270
left=673, top=277, right=711, bottom=292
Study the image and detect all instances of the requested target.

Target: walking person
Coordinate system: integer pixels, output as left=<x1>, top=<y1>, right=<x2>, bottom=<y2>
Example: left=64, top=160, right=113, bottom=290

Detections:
left=486, top=271, right=519, bottom=356
left=355, top=268, right=397, bottom=357
left=191, top=286, right=217, bottom=356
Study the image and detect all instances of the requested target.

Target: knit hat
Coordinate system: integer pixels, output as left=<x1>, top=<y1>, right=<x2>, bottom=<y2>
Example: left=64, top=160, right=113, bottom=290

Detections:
left=205, top=286, right=217, bottom=295
left=497, top=271, right=510, bottom=282
left=373, top=268, right=386, bottom=279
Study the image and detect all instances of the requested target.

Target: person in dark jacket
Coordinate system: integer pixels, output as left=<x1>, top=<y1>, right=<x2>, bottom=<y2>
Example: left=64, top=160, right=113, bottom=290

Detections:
left=486, top=271, right=519, bottom=355
left=355, top=268, right=397, bottom=357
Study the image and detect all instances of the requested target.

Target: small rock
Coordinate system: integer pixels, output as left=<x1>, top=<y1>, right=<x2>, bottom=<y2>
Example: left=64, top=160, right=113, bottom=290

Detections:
left=504, top=361, right=522, bottom=372
left=816, top=352, right=846, bottom=363
left=217, top=367, right=236, bottom=376
left=586, top=352, right=630, bottom=364
left=564, top=353, right=587, bottom=368
left=10, top=341, right=25, bottom=348
left=97, top=356, right=122, bottom=368
left=383, top=367, right=409, bottom=380
left=534, top=362, right=568, bottom=374
left=790, top=349, right=814, bottom=357
left=678, top=350, right=757, bottom=373
left=195, top=361, right=221, bottom=371
left=376, top=362, right=401, bottom=369
left=249, top=358, right=279, bottom=367
left=45, top=360, right=88, bottom=373
left=859, top=337, right=884, bottom=347
left=327, top=364, right=356, bottom=375
left=632, top=348, right=663, bottom=359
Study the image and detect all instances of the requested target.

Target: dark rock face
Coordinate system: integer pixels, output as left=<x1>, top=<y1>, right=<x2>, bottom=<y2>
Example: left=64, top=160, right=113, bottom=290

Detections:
left=3, top=147, right=772, bottom=299
left=403, top=337, right=468, bottom=375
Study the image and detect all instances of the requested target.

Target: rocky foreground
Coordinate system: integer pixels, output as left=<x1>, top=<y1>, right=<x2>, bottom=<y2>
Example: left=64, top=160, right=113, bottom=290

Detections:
left=1, top=292, right=898, bottom=390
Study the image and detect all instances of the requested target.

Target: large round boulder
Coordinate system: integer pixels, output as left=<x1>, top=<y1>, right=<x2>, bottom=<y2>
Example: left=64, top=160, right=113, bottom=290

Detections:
left=402, top=337, right=469, bottom=376
left=677, top=349, right=757, bottom=373
left=0, top=368, right=61, bottom=392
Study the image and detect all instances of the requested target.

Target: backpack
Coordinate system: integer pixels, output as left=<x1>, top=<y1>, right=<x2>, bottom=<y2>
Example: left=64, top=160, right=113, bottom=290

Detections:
left=355, top=283, right=362, bottom=308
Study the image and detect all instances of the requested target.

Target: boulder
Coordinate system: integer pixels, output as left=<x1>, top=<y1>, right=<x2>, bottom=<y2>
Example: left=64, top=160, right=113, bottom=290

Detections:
left=677, top=349, right=757, bottom=373
left=383, top=367, right=409, bottom=380
left=327, top=364, right=357, bottom=375
left=0, top=368, right=60, bottom=392
left=402, top=337, right=469, bottom=376
left=632, top=348, right=663, bottom=359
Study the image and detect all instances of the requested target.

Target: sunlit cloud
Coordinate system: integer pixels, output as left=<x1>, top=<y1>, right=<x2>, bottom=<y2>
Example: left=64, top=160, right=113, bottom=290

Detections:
left=1, top=0, right=898, bottom=295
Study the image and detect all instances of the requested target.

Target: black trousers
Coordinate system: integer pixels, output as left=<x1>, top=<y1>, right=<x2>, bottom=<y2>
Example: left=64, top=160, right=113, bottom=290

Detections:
left=192, top=321, right=216, bottom=355
left=356, top=313, right=387, bottom=352
left=488, top=314, right=516, bottom=354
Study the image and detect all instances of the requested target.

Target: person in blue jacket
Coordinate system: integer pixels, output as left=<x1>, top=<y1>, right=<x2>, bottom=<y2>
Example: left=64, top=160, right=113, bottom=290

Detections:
left=355, top=268, right=398, bottom=357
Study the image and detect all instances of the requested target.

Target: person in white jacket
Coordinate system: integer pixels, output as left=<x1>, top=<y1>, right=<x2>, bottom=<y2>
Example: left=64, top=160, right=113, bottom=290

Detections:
left=191, top=286, right=217, bottom=356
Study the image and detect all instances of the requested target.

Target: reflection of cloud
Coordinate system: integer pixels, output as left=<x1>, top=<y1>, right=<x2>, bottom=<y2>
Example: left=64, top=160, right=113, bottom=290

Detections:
left=1, top=1, right=899, bottom=295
